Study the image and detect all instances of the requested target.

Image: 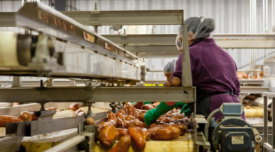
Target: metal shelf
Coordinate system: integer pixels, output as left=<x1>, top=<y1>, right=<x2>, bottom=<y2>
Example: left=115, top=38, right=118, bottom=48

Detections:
left=103, top=34, right=275, bottom=50
left=16, top=3, right=139, bottom=63
left=239, top=79, right=264, bottom=85
left=62, top=10, right=183, bottom=26
left=0, top=86, right=195, bottom=103
left=240, top=86, right=269, bottom=94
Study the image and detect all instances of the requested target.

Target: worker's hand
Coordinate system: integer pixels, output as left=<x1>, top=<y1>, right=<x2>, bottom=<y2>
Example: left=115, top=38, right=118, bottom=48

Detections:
left=175, top=102, right=185, bottom=108
left=163, top=82, right=172, bottom=87
left=144, top=102, right=175, bottom=126
left=179, top=104, right=191, bottom=116
left=144, top=108, right=158, bottom=126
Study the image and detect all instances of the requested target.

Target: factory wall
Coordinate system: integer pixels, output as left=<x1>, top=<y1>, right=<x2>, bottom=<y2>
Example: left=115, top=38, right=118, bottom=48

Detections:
left=65, top=0, right=275, bottom=80
left=0, top=0, right=274, bottom=80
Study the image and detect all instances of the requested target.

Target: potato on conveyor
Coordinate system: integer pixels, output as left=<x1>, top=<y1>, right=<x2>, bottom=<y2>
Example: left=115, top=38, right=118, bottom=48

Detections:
left=151, top=126, right=181, bottom=140
left=171, top=77, right=181, bottom=87
left=99, top=125, right=119, bottom=147
left=75, top=109, right=85, bottom=116
left=0, top=115, right=23, bottom=127
left=45, top=107, right=57, bottom=114
left=164, top=82, right=172, bottom=87
left=97, top=102, right=191, bottom=150
left=85, top=117, right=95, bottom=125
left=141, top=104, right=154, bottom=110
left=69, top=103, right=80, bottom=111
left=110, top=135, right=131, bottom=152
left=19, top=111, right=32, bottom=121
left=117, top=128, right=128, bottom=139
left=129, top=127, right=146, bottom=151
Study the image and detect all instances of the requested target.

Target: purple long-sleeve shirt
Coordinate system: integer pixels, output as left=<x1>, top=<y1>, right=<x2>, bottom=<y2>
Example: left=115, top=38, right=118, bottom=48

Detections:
left=171, top=38, right=245, bottom=120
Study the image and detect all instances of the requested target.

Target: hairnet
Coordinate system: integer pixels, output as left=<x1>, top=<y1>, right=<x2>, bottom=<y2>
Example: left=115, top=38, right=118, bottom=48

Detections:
left=163, top=59, right=177, bottom=73
left=175, top=17, right=215, bottom=50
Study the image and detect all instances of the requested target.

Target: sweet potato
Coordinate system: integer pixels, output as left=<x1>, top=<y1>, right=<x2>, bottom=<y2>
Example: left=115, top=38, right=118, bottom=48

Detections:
left=45, top=107, right=57, bottom=114
left=135, top=110, right=141, bottom=119
left=116, top=114, right=126, bottom=128
left=18, top=111, right=32, bottom=121
left=166, top=126, right=181, bottom=139
left=140, top=128, right=151, bottom=141
left=28, top=112, right=38, bottom=121
left=125, top=115, right=136, bottom=121
left=156, top=116, right=170, bottom=123
left=152, top=102, right=160, bottom=107
left=129, top=127, right=146, bottom=151
left=133, top=102, right=143, bottom=109
left=179, top=118, right=192, bottom=129
left=141, top=104, right=154, bottom=110
left=106, top=112, right=117, bottom=127
left=169, top=116, right=180, bottom=122
left=237, top=74, right=243, bottom=79
left=171, top=77, right=181, bottom=87
left=115, top=110, right=125, bottom=117
left=169, top=124, right=187, bottom=136
left=151, top=126, right=180, bottom=140
left=164, top=82, right=172, bottom=87
left=147, top=127, right=162, bottom=137
left=99, top=125, right=119, bottom=147
left=117, top=128, right=128, bottom=139
left=136, top=109, right=147, bottom=114
left=0, top=115, right=23, bottom=127
left=110, top=135, right=131, bottom=152
left=260, top=71, right=263, bottom=77
left=125, top=119, right=144, bottom=128
left=69, top=103, right=80, bottom=111
left=98, top=122, right=111, bottom=132
left=85, top=118, right=95, bottom=125
left=125, top=104, right=136, bottom=116
left=139, top=113, right=145, bottom=122
left=75, top=109, right=85, bottom=116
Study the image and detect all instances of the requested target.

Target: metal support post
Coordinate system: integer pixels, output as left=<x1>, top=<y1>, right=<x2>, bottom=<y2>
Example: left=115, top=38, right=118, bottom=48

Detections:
left=94, top=3, right=98, bottom=33
left=110, top=102, right=116, bottom=113
left=141, top=65, right=146, bottom=81
left=69, top=79, right=76, bottom=86
left=86, top=103, right=92, bottom=118
left=95, top=26, right=98, bottom=33
left=181, top=23, right=192, bottom=87
left=40, top=102, right=46, bottom=111
left=12, top=76, right=21, bottom=87
left=46, top=78, right=53, bottom=87
left=273, top=97, right=275, bottom=148
left=264, top=96, right=268, bottom=152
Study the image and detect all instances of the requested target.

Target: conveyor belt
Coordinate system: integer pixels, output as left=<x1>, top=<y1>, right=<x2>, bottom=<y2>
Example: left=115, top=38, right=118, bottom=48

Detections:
left=0, top=106, right=108, bottom=137
left=94, top=132, right=194, bottom=152
left=0, top=106, right=108, bottom=152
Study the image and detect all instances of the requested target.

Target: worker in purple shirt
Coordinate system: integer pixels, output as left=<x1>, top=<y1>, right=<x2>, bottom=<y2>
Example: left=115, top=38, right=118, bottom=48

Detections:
left=145, top=17, right=245, bottom=126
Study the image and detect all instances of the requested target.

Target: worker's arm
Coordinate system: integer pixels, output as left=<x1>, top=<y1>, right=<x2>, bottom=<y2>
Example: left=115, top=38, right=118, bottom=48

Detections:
left=171, top=53, right=183, bottom=80
left=144, top=102, right=190, bottom=126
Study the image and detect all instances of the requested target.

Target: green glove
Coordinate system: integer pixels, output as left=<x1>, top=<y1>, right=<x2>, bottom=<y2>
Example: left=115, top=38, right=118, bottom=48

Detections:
left=130, top=102, right=137, bottom=105
left=180, top=104, right=191, bottom=116
left=144, top=102, right=175, bottom=126
left=174, top=102, right=186, bottom=108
